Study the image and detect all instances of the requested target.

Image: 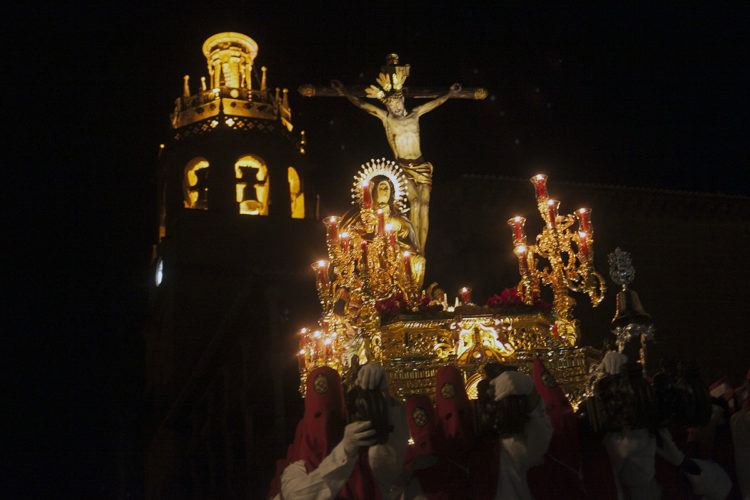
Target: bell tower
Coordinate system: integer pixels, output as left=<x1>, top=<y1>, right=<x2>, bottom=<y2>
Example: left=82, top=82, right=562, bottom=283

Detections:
left=146, top=32, right=318, bottom=499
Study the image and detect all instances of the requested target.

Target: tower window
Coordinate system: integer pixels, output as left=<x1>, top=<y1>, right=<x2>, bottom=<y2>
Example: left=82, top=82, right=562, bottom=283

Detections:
left=288, top=167, right=305, bottom=219
left=183, top=157, right=210, bottom=210
left=235, top=155, right=269, bottom=215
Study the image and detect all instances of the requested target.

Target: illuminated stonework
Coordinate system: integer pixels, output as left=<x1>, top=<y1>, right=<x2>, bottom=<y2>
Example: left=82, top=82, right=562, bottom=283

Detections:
left=202, top=32, right=258, bottom=90
left=171, top=32, right=294, bottom=132
left=184, top=158, right=210, bottom=209
left=235, top=155, right=269, bottom=215
left=288, top=167, right=305, bottom=219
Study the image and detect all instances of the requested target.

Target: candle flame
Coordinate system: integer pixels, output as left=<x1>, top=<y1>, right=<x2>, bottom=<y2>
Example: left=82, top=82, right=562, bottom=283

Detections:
left=377, top=208, right=383, bottom=214
left=384, top=223, right=393, bottom=231
left=515, top=245, right=527, bottom=254
left=313, top=331, right=321, bottom=338
left=403, top=251, right=410, bottom=257
left=535, top=173, right=546, bottom=180
left=547, top=199, right=557, bottom=206
left=317, top=259, right=327, bottom=268
left=300, top=328, right=308, bottom=334
left=461, top=287, right=468, bottom=293
left=514, top=216, right=523, bottom=222
left=299, top=349, right=305, bottom=355
left=578, top=231, right=587, bottom=239
left=324, top=338, right=331, bottom=345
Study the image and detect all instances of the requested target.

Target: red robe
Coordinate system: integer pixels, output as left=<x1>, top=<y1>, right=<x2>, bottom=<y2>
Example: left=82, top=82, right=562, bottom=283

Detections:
left=528, top=357, right=586, bottom=499
left=268, top=366, right=379, bottom=499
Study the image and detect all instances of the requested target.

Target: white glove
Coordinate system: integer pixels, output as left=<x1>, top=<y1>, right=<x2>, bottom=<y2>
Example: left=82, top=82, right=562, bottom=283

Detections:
left=685, top=459, right=732, bottom=500
left=356, top=363, right=388, bottom=393
left=656, top=428, right=685, bottom=466
left=602, top=351, right=628, bottom=375
left=490, top=371, right=534, bottom=401
left=342, top=420, right=377, bottom=458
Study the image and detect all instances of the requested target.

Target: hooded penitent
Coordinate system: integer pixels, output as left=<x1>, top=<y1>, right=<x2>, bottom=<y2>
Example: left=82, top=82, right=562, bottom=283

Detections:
left=268, top=366, right=379, bottom=499
left=405, top=371, right=488, bottom=500
left=406, top=394, right=439, bottom=464
left=435, top=365, right=474, bottom=454
left=528, top=357, right=584, bottom=499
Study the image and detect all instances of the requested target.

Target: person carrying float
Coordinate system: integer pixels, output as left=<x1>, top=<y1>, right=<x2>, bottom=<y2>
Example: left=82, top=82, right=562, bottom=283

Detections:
left=269, top=363, right=407, bottom=500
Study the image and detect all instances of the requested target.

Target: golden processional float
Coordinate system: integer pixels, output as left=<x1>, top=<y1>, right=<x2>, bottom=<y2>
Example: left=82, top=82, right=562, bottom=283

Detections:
left=296, top=58, right=607, bottom=408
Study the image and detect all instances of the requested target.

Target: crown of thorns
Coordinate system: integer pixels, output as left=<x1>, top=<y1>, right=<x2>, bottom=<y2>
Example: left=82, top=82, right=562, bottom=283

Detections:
left=365, top=54, right=410, bottom=102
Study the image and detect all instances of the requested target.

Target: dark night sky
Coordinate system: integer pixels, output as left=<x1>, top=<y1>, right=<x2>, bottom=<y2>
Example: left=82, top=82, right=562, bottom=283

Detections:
left=7, top=2, right=750, bottom=496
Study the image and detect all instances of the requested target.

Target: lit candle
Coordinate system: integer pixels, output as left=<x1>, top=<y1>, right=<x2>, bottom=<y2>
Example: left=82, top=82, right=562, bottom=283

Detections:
left=324, top=337, right=333, bottom=359
left=377, top=209, right=385, bottom=234
left=460, top=286, right=471, bottom=304
left=578, top=232, right=589, bottom=258
left=339, top=231, right=350, bottom=252
left=385, top=223, right=397, bottom=249
left=313, top=330, right=322, bottom=361
left=530, top=174, right=548, bottom=200
left=311, top=260, right=330, bottom=288
left=507, top=216, right=526, bottom=245
left=299, top=328, right=308, bottom=351
left=361, top=180, right=372, bottom=209
left=298, top=348, right=306, bottom=371
left=403, top=251, right=412, bottom=281
left=514, top=245, right=529, bottom=275
left=323, top=216, right=338, bottom=242
left=577, top=208, right=592, bottom=233
left=546, top=199, right=560, bottom=228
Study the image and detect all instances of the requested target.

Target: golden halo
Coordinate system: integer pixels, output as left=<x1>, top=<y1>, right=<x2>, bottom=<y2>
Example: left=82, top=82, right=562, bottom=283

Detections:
left=351, top=158, right=409, bottom=214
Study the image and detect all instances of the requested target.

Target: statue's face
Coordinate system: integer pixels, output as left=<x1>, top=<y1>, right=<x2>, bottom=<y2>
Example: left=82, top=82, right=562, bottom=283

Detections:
left=375, top=180, right=391, bottom=205
left=385, top=95, right=406, bottom=116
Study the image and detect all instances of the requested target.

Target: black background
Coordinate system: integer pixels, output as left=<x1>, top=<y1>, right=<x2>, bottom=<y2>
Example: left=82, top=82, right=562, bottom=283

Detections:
left=6, top=2, right=749, bottom=497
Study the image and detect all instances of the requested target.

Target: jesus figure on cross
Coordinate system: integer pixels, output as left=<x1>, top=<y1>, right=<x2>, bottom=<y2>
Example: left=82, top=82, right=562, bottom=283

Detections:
left=331, top=57, right=461, bottom=253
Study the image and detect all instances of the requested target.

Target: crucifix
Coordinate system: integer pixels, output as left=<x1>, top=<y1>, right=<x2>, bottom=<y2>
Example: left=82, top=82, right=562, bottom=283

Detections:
left=299, top=54, right=487, bottom=253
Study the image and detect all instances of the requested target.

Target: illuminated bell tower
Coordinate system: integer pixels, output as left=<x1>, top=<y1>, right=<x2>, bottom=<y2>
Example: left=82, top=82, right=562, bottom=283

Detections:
left=146, top=32, right=316, bottom=499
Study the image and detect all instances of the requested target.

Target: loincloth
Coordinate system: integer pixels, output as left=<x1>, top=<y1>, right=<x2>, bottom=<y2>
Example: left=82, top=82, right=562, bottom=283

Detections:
left=397, top=158, right=433, bottom=187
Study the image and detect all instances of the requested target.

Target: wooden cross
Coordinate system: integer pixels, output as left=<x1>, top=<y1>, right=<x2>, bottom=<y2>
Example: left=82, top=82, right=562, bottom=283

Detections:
left=298, top=83, right=487, bottom=100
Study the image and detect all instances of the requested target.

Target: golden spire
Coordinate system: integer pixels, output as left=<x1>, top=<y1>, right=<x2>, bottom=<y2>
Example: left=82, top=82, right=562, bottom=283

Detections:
left=201, top=32, right=258, bottom=90
left=170, top=32, right=296, bottom=133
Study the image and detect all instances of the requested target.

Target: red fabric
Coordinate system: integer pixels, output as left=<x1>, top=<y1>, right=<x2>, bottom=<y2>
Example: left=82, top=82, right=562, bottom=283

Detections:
left=405, top=394, right=464, bottom=499
left=528, top=357, right=583, bottom=499
left=710, top=376, right=736, bottom=414
left=434, top=365, right=474, bottom=455
left=268, top=366, right=379, bottom=500
left=404, top=368, right=493, bottom=499
left=405, top=395, right=440, bottom=466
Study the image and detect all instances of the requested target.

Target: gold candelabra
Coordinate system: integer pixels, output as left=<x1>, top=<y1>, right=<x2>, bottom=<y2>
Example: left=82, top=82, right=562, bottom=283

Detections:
left=507, top=174, right=606, bottom=344
left=300, top=159, right=426, bottom=376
